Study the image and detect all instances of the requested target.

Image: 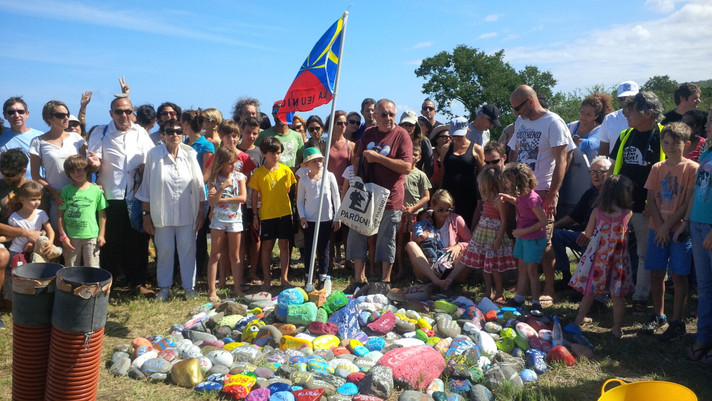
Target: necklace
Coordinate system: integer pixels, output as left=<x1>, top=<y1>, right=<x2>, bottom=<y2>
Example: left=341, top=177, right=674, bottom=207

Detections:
left=267, top=168, right=278, bottom=188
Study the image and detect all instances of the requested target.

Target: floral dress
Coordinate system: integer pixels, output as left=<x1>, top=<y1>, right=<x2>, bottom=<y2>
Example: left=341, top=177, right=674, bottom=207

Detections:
left=569, top=208, right=635, bottom=296
left=460, top=200, right=517, bottom=273
left=210, top=172, right=246, bottom=226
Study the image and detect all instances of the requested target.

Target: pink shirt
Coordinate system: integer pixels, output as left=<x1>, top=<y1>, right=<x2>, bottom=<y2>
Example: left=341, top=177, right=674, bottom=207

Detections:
left=516, top=190, right=546, bottom=240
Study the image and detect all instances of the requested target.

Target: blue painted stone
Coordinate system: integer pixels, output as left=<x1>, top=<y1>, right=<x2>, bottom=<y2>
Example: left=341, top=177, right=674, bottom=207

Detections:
left=337, top=382, right=359, bottom=395
left=289, top=355, right=307, bottom=364
left=445, top=335, right=478, bottom=357
left=194, top=381, right=223, bottom=392
left=327, top=299, right=360, bottom=339
left=520, top=369, right=538, bottom=382
left=365, top=337, right=385, bottom=351
left=269, top=391, right=295, bottom=401
left=206, top=373, right=226, bottom=383
left=525, top=349, right=548, bottom=374
left=359, top=311, right=371, bottom=326
left=268, top=382, right=292, bottom=394
left=449, top=378, right=472, bottom=394
left=353, top=345, right=370, bottom=357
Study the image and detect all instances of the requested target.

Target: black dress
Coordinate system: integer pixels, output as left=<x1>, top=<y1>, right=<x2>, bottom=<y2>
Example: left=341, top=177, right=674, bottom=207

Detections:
left=442, top=140, right=479, bottom=227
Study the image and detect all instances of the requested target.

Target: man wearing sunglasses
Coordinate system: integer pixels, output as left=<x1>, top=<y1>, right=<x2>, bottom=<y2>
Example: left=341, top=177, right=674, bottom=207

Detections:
left=420, top=99, right=443, bottom=138
left=1, top=97, right=44, bottom=179
left=348, top=99, right=413, bottom=287
left=508, top=85, right=573, bottom=305
left=87, top=96, right=155, bottom=292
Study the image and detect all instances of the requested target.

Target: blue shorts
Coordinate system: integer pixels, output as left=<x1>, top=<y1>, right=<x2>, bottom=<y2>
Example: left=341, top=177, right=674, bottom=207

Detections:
left=644, top=229, right=691, bottom=275
left=513, top=237, right=547, bottom=264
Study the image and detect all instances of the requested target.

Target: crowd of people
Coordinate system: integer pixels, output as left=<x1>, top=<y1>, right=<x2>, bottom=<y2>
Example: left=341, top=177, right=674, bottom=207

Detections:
left=0, top=79, right=711, bottom=366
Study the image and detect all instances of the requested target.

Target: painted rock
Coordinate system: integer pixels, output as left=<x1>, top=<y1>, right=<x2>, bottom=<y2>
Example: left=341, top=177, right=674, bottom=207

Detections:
left=171, top=358, right=204, bottom=388
left=546, top=345, right=576, bottom=366
left=337, top=382, right=359, bottom=395
left=328, top=299, right=360, bottom=339
left=140, top=358, right=172, bottom=375
left=308, top=321, right=338, bottom=336
left=313, top=334, right=340, bottom=350
left=366, top=311, right=396, bottom=335
left=358, top=365, right=394, bottom=399
left=377, top=346, right=445, bottom=390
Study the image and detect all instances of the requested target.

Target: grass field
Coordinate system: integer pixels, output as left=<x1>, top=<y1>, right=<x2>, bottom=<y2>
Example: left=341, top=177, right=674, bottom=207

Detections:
left=0, top=251, right=708, bottom=401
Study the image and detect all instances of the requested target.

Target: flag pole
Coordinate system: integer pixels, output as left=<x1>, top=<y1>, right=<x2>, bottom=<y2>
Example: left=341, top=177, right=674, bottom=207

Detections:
left=306, top=11, right=349, bottom=291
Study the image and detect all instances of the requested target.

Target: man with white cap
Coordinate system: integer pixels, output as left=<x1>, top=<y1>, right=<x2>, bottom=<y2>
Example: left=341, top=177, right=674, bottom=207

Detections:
left=468, top=104, right=502, bottom=146
left=598, top=81, right=639, bottom=157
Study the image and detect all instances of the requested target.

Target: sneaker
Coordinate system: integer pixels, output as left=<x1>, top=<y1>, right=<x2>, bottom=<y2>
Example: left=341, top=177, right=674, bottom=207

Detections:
left=156, top=288, right=170, bottom=302
left=640, top=314, right=668, bottom=335
left=185, top=289, right=198, bottom=299
left=659, top=320, right=686, bottom=341
left=530, top=302, right=543, bottom=313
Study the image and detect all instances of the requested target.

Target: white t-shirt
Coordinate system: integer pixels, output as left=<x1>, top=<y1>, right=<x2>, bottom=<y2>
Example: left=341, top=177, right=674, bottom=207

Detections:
left=8, top=209, right=49, bottom=253
left=598, top=109, right=629, bottom=150
left=341, top=165, right=355, bottom=183
left=29, top=132, right=86, bottom=191
left=88, top=121, right=154, bottom=200
left=508, top=111, right=572, bottom=191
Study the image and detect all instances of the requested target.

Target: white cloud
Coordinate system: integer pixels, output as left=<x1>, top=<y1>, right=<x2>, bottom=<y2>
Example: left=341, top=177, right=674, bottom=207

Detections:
left=405, top=59, right=423, bottom=66
left=412, top=41, right=434, bottom=49
left=479, top=32, right=497, bottom=39
left=645, top=0, right=684, bottom=12
left=485, top=14, right=502, bottom=22
left=0, top=0, right=274, bottom=51
left=504, top=2, right=712, bottom=92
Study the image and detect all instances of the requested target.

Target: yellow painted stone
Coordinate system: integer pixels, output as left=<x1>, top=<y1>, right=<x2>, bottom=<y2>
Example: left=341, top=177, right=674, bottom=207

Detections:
left=280, top=335, right=314, bottom=352
left=222, top=342, right=243, bottom=351
left=170, top=358, right=204, bottom=388
left=312, top=334, right=340, bottom=350
left=417, top=318, right=432, bottom=330
left=348, top=339, right=364, bottom=351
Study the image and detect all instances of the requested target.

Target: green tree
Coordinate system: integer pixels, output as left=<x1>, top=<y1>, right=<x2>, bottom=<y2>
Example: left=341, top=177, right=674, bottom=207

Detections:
left=642, top=75, right=678, bottom=112
left=415, top=45, right=558, bottom=138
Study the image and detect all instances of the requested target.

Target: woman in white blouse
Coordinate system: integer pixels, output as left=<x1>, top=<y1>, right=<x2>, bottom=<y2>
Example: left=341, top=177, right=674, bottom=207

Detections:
left=30, top=100, right=86, bottom=229
left=137, top=119, right=206, bottom=302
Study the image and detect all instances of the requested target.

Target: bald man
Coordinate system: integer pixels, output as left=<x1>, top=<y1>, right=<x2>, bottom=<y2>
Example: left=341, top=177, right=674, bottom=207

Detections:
left=507, top=85, right=574, bottom=307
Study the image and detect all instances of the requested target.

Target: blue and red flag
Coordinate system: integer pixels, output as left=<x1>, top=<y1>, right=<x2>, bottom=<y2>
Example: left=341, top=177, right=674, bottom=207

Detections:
left=277, top=17, right=344, bottom=124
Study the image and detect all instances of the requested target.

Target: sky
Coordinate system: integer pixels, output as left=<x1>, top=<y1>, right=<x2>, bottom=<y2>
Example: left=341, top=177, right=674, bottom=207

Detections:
left=1, top=0, right=711, bottom=130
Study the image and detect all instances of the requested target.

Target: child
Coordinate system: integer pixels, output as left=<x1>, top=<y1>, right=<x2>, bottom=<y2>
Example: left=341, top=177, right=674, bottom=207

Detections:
left=248, top=136, right=296, bottom=288
left=297, top=147, right=341, bottom=287
left=239, top=117, right=265, bottom=285
left=569, top=175, right=635, bottom=338
left=206, top=147, right=247, bottom=301
left=57, top=155, right=107, bottom=267
left=395, top=146, right=431, bottom=280
left=457, top=168, right=517, bottom=303
left=8, top=181, right=61, bottom=262
left=641, top=122, right=698, bottom=339
left=412, top=209, right=444, bottom=262
left=499, top=163, right=548, bottom=311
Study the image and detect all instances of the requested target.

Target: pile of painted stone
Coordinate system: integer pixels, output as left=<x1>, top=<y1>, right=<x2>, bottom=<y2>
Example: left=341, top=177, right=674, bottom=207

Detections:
left=107, top=284, right=594, bottom=400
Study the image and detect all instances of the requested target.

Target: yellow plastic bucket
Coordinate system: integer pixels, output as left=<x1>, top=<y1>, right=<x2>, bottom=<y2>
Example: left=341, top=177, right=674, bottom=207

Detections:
left=598, top=378, right=697, bottom=401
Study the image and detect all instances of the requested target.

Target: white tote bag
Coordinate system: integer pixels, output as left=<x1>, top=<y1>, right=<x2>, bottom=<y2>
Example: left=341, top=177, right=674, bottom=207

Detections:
left=337, top=176, right=390, bottom=236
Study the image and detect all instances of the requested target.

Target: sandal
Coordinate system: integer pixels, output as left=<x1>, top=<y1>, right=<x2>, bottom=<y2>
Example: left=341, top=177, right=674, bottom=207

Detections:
left=539, top=295, right=554, bottom=307
left=208, top=295, right=221, bottom=303
left=688, top=343, right=709, bottom=362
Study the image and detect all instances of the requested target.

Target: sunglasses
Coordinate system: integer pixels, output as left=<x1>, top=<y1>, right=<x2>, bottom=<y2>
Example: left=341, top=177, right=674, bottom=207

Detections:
left=308, top=126, right=322, bottom=133
left=1, top=170, right=21, bottom=178
left=348, top=119, right=360, bottom=125
left=6, top=109, right=26, bottom=115
left=335, top=121, right=348, bottom=126
left=380, top=112, right=395, bottom=118
left=160, top=111, right=177, bottom=117
left=69, top=122, right=81, bottom=128
left=484, top=158, right=501, bottom=165
left=53, top=112, right=70, bottom=119
left=163, top=127, right=183, bottom=135
left=422, top=106, right=435, bottom=111
left=512, top=98, right=528, bottom=112
left=436, top=135, right=451, bottom=141
left=112, top=109, right=133, bottom=115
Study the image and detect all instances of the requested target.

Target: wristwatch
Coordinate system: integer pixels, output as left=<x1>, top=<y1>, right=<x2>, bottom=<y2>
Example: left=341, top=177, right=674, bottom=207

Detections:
left=142, top=210, right=150, bottom=216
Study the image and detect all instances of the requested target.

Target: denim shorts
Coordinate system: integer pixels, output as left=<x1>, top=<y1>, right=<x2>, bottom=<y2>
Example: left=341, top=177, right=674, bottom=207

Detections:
left=513, top=237, right=547, bottom=264
left=346, top=209, right=401, bottom=264
left=644, top=229, right=692, bottom=275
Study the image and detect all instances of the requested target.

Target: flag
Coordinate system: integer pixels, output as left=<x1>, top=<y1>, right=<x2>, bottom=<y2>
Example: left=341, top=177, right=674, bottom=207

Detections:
left=277, top=17, right=344, bottom=124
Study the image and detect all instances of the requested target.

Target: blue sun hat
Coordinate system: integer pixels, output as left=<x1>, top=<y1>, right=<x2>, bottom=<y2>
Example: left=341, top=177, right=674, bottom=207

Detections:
left=302, top=147, right=324, bottom=166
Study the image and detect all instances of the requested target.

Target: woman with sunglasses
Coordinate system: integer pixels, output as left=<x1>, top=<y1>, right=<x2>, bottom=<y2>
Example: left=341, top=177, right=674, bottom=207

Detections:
left=136, top=119, right=206, bottom=302
left=202, top=108, right=223, bottom=148
left=29, top=100, right=86, bottom=230
left=429, top=125, right=451, bottom=189
left=344, top=112, right=361, bottom=142
left=400, top=111, right=434, bottom=178
left=305, top=115, right=327, bottom=154
left=406, top=189, right=472, bottom=290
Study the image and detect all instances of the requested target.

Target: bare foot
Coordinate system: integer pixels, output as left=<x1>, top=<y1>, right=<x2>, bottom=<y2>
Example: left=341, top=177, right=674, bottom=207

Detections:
left=437, top=278, right=452, bottom=291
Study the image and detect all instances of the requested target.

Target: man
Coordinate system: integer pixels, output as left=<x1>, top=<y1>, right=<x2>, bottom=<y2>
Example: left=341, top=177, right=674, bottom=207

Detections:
left=0, top=97, right=43, bottom=179
left=348, top=99, right=412, bottom=286
left=483, top=140, right=507, bottom=170
left=88, top=96, right=154, bottom=291
left=420, top=98, right=443, bottom=138
left=254, top=101, right=304, bottom=169
left=661, top=82, right=701, bottom=125
left=598, top=81, right=639, bottom=157
left=0, top=149, right=44, bottom=327
left=232, top=97, right=261, bottom=123
left=469, top=105, right=501, bottom=146
left=355, top=98, right=377, bottom=142
left=507, top=85, right=571, bottom=306
left=609, top=91, right=665, bottom=315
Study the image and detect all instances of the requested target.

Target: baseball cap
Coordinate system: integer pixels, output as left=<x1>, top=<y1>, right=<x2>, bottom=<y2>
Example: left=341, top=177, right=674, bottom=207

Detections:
left=68, top=114, right=80, bottom=123
left=399, top=110, right=418, bottom=125
left=449, top=117, right=469, bottom=137
left=479, top=105, right=502, bottom=127
left=617, top=81, right=639, bottom=98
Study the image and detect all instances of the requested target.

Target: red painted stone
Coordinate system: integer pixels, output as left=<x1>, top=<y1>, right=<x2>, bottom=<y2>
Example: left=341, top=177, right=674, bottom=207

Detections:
left=366, top=311, right=396, bottom=335
left=347, top=371, right=366, bottom=384
left=308, top=321, right=339, bottom=336
left=332, top=346, right=350, bottom=356
left=546, top=345, right=576, bottom=366
left=377, top=345, right=445, bottom=390
left=485, top=310, right=498, bottom=322
left=353, top=394, right=385, bottom=401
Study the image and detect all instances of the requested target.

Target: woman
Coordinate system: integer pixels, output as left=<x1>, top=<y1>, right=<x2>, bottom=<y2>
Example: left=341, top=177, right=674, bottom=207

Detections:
left=682, top=109, right=707, bottom=161
left=305, top=115, right=326, bottom=153
left=400, top=111, right=433, bottom=177
left=183, top=109, right=215, bottom=278
left=291, top=114, right=308, bottom=144
left=137, top=119, right=206, bottom=301
left=325, top=110, right=353, bottom=266
left=30, top=100, right=86, bottom=230
left=429, top=125, right=451, bottom=188
left=567, top=93, right=613, bottom=162
left=406, top=189, right=471, bottom=290
left=202, top=108, right=223, bottom=148
left=344, top=112, right=361, bottom=142
left=442, top=117, right=484, bottom=229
